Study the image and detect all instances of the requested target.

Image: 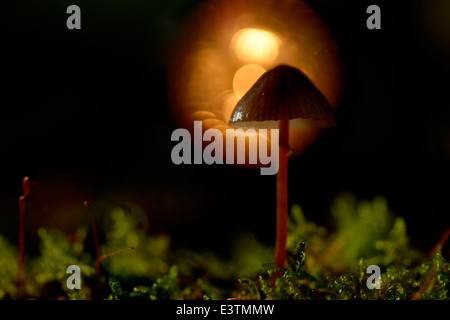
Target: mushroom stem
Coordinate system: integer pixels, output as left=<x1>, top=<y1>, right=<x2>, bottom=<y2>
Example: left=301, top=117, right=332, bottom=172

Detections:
left=275, top=119, right=289, bottom=269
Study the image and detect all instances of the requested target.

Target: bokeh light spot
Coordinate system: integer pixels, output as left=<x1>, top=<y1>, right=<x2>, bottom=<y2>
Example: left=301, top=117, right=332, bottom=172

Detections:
left=232, top=28, right=280, bottom=64
left=232, top=64, right=266, bottom=99
left=169, top=0, right=343, bottom=160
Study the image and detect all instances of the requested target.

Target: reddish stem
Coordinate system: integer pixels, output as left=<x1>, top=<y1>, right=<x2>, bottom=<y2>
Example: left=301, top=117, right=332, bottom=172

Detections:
left=99, top=247, right=134, bottom=262
left=431, top=228, right=450, bottom=257
left=84, top=201, right=101, bottom=280
left=273, top=119, right=289, bottom=284
left=15, top=176, right=34, bottom=295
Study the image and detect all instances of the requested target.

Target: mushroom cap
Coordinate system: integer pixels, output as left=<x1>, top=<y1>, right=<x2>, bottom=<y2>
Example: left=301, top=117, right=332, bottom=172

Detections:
left=229, top=65, right=336, bottom=129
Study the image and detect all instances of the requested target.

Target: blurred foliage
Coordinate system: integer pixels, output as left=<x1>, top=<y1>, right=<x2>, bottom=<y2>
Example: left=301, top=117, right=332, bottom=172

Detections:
left=0, top=192, right=448, bottom=300
left=0, top=235, right=18, bottom=299
left=100, top=206, right=170, bottom=280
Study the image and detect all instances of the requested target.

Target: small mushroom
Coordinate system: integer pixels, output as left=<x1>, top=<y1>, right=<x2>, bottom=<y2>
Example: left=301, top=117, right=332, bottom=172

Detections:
left=229, top=65, right=335, bottom=272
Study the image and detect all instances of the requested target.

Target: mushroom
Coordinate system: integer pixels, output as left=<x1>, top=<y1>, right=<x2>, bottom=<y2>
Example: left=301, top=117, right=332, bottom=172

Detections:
left=228, top=65, right=336, bottom=273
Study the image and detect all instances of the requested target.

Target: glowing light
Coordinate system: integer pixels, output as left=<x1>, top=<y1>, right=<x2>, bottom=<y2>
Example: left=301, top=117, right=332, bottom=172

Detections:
left=232, top=64, right=266, bottom=99
left=169, top=0, right=343, bottom=160
left=232, top=28, right=280, bottom=64
left=221, top=93, right=239, bottom=121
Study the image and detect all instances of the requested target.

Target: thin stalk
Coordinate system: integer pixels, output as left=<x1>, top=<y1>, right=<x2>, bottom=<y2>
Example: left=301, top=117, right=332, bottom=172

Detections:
left=273, top=119, right=289, bottom=284
left=411, top=265, right=437, bottom=300
left=16, top=176, right=34, bottom=295
left=431, top=228, right=450, bottom=257
left=99, top=247, right=134, bottom=262
left=84, top=201, right=101, bottom=280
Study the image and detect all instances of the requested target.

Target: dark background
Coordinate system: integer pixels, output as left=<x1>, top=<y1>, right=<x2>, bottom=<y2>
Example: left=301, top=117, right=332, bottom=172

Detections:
left=1, top=0, right=449, bottom=255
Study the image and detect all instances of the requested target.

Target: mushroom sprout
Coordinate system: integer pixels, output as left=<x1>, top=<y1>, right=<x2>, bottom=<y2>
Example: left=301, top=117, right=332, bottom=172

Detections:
left=229, top=65, right=336, bottom=275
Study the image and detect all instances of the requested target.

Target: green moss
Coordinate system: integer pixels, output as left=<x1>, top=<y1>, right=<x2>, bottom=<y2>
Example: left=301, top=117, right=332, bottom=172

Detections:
left=0, top=193, right=448, bottom=300
left=0, top=235, right=19, bottom=299
left=101, top=206, right=170, bottom=280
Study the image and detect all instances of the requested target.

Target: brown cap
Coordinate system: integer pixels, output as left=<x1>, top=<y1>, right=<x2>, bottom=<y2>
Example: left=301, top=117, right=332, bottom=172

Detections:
left=229, top=65, right=336, bottom=129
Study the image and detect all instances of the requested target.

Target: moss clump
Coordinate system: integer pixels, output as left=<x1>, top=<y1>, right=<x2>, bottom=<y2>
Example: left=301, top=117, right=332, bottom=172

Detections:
left=0, top=193, right=448, bottom=300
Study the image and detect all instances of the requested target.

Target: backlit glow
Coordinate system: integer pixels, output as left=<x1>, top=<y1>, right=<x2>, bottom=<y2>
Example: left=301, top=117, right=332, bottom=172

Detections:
left=232, top=28, right=280, bottom=64
left=169, top=0, right=342, bottom=161
left=233, top=64, right=266, bottom=99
